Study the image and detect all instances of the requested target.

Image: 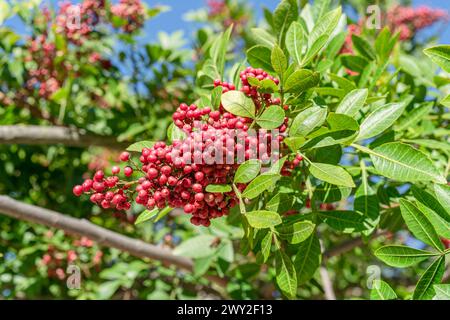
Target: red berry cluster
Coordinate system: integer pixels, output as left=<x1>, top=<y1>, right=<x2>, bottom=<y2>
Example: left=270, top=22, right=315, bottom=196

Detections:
left=239, top=67, right=280, bottom=108
left=56, top=0, right=106, bottom=45
left=73, top=160, right=134, bottom=211
left=111, top=0, right=146, bottom=33
left=25, top=35, right=67, bottom=98
left=387, top=5, right=447, bottom=40
left=41, top=236, right=102, bottom=279
left=75, top=67, right=304, bottom=226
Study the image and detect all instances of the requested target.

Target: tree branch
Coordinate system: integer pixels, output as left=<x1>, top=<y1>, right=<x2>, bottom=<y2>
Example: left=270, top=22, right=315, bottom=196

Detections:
left=0, top=125, right=129, bottom=150
left=0, top=195, right=227, bottom=288
left=323, top=231, right=388, bottom=261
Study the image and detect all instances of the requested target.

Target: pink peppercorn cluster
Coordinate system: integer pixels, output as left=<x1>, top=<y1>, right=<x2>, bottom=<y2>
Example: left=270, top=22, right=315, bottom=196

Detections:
left=41, top=236, right=103, bottom=279
left=342, top=5, right=447, bottom=55
left=239, top=67, right=281, bottom=108
left=72, top=162, right=133, bottom=211
left=386, top=5, right=447, bottom=40
left=74, top=67, right=303, bottom=227
left=25, top=35, right=67, bottom=98
left=56, top=0, right=106, bottom=45
left=111, top=0, right=146, bottom=33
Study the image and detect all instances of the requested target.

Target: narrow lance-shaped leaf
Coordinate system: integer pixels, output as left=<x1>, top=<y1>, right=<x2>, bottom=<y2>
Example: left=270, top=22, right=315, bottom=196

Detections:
left=290, top=106, right=327, bottom=137
left=335, top=89, right=368, bottom=117
left=294, top=233, right=321, bottom=284
left=357, top=101, right=407, bottom=140
left=285, top=21, right=304, bottom=66
left=309, top=162, right=355, bottom=187
left=284, top=69, right=320, bottom=94
left=413, top=256, right=446, bottom=300
left=275, top=250, right=298, bottom=299
left=399, top=199, right=444, bottom=251
left=353, top=143, right=446, bottom=184
left=317, top=210, right=367, bottom=233
left=242, top=174, right=280, bottom=199
left=433, top=284, right=450, bottom=300
left=374, top=245, right=440, bottom=268
left=245, top=210, right=282, bottom=229
left=276, top=221, right=315, bottom=244
left=370, top=280, right=397, bottom=300
left=271, top=45, right=287, bottom=77
left=423, top=45, right=450, bottom=73
left=434, top=184, right=450, bottom=215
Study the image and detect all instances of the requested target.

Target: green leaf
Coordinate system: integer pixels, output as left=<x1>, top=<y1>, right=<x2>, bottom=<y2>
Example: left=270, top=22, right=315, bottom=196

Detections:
left=167, top=123, right=186, bottom=142
left=284, top=137, right=305, bottom=152
left=173, top=235, right=218, bottom=258
left=221, top=91, right=256, bottom=118
left=317, top=210, right=367, bottom=233
left=285, top=21, right=304, bottom=66
left=353, top=143, right=446, bottom=184
left=153, top=206, right=173, bottom=222
left=251, top=27, right=276, bottom=48
left=259, top=231, right=273, bottom=263
left=273, top=0, right=298, bottom=42
left=375, top=27, right=396, bottom=62
left=234, top=160, right=261, bottom=184
left=413, top=256, right=446, bottom=300
left=434, top=184, right=450, bottom=215
left=284, top=69, right=320, bottom=93
left=309, top=162, right=355, bottom=187
left=210, top=26, right=232, bottom=77
left=245, top=210, right=282, bottom=228
left=309, top=7, right=341, bottom=46
left=417, top=203, right=450, bottom=239
left=193, top=255, right=214, bottom=277
left=275, top=250, right=297, bottom=299
left=211, top=86, right=222, bottom=110
left=294, top=233, right=321, bottom=284
left=271, top=45, right=288, bottom=76
left=205, top=184, right=232, bottom=193
left=396, top=102, right=433, bottom=131
left=266, top=193, right=295, bottom=214
left=399, top=199, right=444, bottom=251
left=335, top=89, right=368, bottom=117
left=370, top=280, right=397, bottom=300
left=423, top=45, right=450, bottom=73
left=134, top=208, right=158, bottom=225
left=290, top=106, right=327, bottom=136
left=126, top=140, right=155, bottom=152
left=302, top=34, right=328, bottom=66
left=256, top=105, right=285, bottom=129
left=341, top=54, right=368, bottom=73
left=440, top=94, right=450, bottom=107
left=357, top=102, right=407, bottom=140
left=433, top=284, right=450, bottom=300
left=242, top=174, right=280, bottom=199
left=276, top=221, right=315, bottom=244
left=351, top=35, right=376, bottom=60
left=374, top=245, right=439, bottom=267
left=247, top=45, right=274, bottom=72
left=266, top=156, right=288, bottom=175
left=354, top=170, right=379, bottom=235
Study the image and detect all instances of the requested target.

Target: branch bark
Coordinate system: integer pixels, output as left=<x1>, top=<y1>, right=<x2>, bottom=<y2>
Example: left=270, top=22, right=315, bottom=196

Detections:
left=0, top=195, right=227, bottom=288
left=0, top=125, right=129, bottom=150
left=323, top=230, right=388, bottom=261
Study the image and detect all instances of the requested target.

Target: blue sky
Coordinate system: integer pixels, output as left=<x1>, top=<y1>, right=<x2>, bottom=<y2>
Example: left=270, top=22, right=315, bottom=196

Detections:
left=143, top=0, right=449, bottom=44
left=3, top=0, right=449, bottom=45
